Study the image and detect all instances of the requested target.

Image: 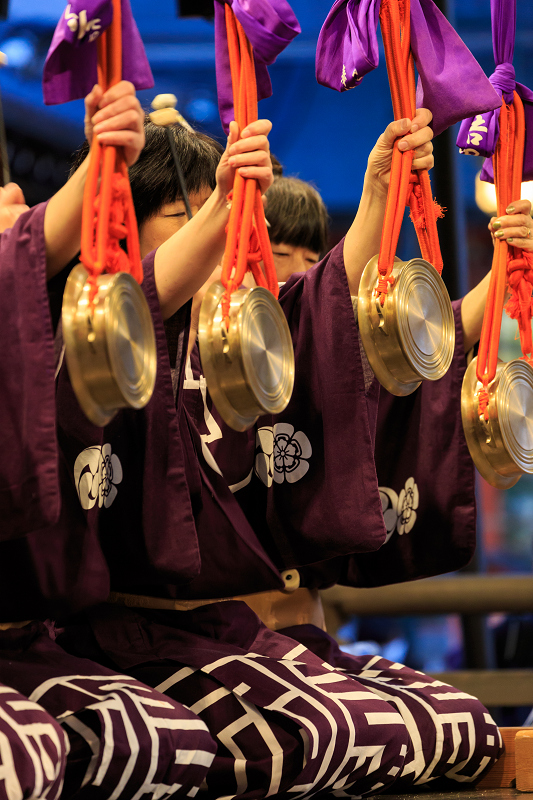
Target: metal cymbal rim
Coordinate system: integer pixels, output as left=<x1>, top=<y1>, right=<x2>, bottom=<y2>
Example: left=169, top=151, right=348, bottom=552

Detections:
left=358, top=255, right=454, bottom=397
left=460, top=356, right=521, bottom=489
left=62, top=264, right=157, bottom=427
left=396, top=262, right=455, bottom=379
left=497, top=360, right=533, bottom=473
left=240, top=289, right=294, bottom=411
left=198, top=281, right=294, bottom=432
left=106, top=274, right=157, bottom=408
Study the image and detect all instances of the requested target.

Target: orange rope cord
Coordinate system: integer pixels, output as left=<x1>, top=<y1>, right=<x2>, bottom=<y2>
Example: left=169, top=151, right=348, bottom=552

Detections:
left=476, top=92, right=532, bottom=419
left=377, top=0, right=443, bottom=305
left=79, top=0, right=143, bottom=306
left=220, top=4, right=278, bottom=327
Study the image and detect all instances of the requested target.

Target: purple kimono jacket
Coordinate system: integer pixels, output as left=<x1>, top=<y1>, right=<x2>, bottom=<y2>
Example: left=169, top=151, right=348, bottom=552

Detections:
left=0, top=248, right=204, bottom=621
left=0, top=204, right=60, bottom=540
left=153, top=239, right=475, bottom=599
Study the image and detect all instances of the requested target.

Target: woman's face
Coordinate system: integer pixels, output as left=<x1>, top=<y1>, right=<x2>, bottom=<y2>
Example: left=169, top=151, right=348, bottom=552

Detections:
left=270, top=242, right=319, bottom=282
left=139, top=187, right=213, bottom=258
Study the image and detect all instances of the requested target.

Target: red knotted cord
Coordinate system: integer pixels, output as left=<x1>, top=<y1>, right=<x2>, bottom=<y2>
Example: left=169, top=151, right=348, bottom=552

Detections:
left=377, top=0, right=444, bottom=305
left=80, top=0, right=143, bottom=307
left=476, top=91, right=530, bottom=420
left=220, top=5, right=279, bottom=328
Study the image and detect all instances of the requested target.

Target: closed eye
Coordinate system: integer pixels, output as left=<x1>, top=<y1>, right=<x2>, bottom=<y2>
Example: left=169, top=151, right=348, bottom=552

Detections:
left=164, top=212, right=187, bottom=219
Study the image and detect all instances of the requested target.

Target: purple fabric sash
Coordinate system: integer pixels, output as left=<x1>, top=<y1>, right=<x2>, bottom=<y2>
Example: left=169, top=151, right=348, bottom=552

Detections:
left=43, top=0, right=153, bottom=105
left=456, top=0, right=533, bottom=182
left=316, top=0, right=501, bottom=137
left=214, top=0, right=300, bottom=133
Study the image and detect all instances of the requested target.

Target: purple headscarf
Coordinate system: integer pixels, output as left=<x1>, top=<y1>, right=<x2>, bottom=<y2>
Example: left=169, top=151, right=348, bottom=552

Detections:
left=214, top=0, right=301, bottom=133
left=43, top=0, right=153, bottom=105
left=316, top=0, right=501, bottom=137
left=456, top=0, right=533, bottom=183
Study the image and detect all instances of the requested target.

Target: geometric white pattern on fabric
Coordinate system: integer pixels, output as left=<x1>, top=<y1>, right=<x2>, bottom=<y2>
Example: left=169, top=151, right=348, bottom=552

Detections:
left=154, top=643, right=412, bottom=800
left=184, top=356, right=224, bottom=477
left=0, top=684, right=68, bottom=800
left=198, top=650, right=410, bottom=797
left=335, top=655, right=501, bottom=787
left=29, top=674, right=215, bottom=799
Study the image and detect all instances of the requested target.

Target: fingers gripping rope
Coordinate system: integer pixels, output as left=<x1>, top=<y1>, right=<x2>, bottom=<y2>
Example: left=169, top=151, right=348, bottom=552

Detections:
left=376, top=0, right=444, bottom=306
left=80, top=0, right=144, bottom=311
left=220, top=5, right=278, bottom=329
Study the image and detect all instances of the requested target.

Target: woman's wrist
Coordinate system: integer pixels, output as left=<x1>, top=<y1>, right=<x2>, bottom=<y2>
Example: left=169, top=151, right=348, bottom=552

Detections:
left=361, top=172, right=389, bottom=205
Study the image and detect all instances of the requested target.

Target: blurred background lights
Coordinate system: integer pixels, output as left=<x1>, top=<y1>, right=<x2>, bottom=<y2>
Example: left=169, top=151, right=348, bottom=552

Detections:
left=476, top=170, right=533, bottom=217
left=185, top=96, right=217, bottom=123
left=0, top=35, right=35, bottom=68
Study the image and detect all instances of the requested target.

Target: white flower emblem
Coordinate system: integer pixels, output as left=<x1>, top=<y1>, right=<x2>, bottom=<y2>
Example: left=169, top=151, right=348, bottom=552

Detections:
left=254, top=423, right=312, bottom=487
left=396, top=477, right=419, bottom=535
left=378, top=477, right=419, bottom=540
left=74, top=444, right=123, bottom=510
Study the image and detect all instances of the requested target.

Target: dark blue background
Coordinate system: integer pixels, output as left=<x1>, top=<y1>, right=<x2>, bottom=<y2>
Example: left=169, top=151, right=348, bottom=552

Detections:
left=0, top=0, right=531, bottom=211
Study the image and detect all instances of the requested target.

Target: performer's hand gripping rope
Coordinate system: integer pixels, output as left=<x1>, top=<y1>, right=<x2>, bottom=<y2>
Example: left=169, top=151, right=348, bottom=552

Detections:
left=377, top=0, right=444, bottom=305
left=80, top=0, right=143, bottom=308
left=220, top=4, right=279, bottom=329
left=476, top=92, right=531, bottom=420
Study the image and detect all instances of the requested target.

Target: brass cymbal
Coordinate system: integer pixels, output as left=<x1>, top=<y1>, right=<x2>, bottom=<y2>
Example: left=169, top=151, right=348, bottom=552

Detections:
left=461, top=356, right=533, bottom=489
left=62, top=264, right=157, bottom=427
left=358, top=255, right=455, bottom=396
left=198, top=280, right=294, bottom=432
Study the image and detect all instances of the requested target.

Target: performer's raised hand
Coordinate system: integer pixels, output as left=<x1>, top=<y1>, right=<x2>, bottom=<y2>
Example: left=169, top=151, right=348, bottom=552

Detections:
left=216, top=119, right=273, bottom=197
left=489, top=199, right=533, bottom=253
left=0, top=183, right=29, bottom=233
left=366, top=108, right=434, bottom=192
left=84, top=80, right=145, bottom=166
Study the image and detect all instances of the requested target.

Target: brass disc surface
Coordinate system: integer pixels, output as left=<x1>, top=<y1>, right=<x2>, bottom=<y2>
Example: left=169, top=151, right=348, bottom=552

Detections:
left=461, top=357, right=521, bottom=489
left=358, top=256, right=455, bottom=396
left=497, top=360, right=533, bottom=473
left=62, top=264, right=157, bottom=427
left=198, top=281, right=294, bottom=432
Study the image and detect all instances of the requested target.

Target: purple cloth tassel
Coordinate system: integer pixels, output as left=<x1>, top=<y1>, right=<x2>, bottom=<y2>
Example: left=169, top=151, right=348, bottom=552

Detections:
left=456, top=0, right=533, bottom=183
left=214, top=0, right=300, bottom=133
left=316, top=0, right=500, bottom=137
left=43, top=0, right=153, bottom=105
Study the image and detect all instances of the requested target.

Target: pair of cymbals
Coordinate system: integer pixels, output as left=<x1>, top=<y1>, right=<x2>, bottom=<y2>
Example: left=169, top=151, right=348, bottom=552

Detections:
left=461, top=356, right=533, bottom=489
left=357, top=255, right=455, bottom=396
left=199, top=281, right=294, bottom=431
left=62, top=264, right=157, bottom=426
